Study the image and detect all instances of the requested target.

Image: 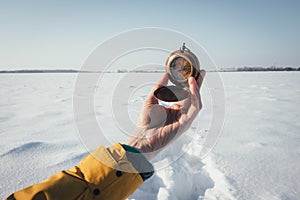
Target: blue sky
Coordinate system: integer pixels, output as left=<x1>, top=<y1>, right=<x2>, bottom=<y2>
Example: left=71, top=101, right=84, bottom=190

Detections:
left=0, top=0, right=299, bottom=69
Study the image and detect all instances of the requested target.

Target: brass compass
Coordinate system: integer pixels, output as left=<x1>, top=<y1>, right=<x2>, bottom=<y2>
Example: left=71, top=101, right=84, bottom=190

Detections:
left=154, top=43, right=200, bottom=102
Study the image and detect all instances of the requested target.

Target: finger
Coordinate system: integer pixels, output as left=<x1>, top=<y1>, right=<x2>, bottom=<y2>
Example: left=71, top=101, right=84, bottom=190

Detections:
left=170, top=103, right=182, bottom=110
left=197, top=70, right=206, bottom=89
left=189, top=77, right=200, bottom=105
left=147, top=73, right=169, bottom=104
left=185, top=77, right=201, bottom=120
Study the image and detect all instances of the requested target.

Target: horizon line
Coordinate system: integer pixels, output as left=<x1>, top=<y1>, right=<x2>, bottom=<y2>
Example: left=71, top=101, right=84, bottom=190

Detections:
left=0, top=66, right=299, bottom=74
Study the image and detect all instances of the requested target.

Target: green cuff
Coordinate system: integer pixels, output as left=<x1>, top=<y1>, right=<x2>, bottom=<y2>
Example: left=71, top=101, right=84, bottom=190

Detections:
left=121, top=144, right=154, bottom=181
left=121, top=144, right=142, bottom=154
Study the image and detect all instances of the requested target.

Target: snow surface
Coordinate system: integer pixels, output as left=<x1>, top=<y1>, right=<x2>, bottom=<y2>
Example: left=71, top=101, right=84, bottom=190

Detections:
left=0, top=72, right=299, bottom=199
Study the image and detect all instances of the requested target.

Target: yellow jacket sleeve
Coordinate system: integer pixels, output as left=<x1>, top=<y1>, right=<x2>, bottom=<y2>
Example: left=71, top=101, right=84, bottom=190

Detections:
left=6, top=143, right=154, bottom=200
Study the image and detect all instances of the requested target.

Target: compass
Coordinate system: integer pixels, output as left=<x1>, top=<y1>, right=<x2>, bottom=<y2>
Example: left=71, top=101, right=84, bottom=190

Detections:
left=154, top=43, right=200, bottom=102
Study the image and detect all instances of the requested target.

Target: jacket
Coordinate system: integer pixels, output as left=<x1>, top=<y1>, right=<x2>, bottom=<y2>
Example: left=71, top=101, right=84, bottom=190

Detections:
left=6, top=143, right=154, bottom=200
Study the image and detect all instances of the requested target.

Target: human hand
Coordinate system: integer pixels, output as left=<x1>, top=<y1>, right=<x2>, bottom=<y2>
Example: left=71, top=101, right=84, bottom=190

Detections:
left=125, top=70, right=206, bottom=160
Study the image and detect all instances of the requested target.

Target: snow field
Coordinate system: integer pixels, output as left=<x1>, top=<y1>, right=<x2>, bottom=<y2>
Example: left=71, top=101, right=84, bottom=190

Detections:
left=1, top=72, right=299, bottom=199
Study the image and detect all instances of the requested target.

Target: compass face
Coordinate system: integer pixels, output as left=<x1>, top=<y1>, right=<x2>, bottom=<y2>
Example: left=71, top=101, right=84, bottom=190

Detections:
left=170, top=57, right=192, bottom=82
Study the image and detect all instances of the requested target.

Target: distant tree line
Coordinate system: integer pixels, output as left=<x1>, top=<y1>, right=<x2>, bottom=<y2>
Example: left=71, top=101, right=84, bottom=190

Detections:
left=234, top=66, right=299, bottom=72
left=0, top=69, right=82, bottom=73
left=219, top=66, right=300, bottom=72
left=1, top=67, right=299, bottom=74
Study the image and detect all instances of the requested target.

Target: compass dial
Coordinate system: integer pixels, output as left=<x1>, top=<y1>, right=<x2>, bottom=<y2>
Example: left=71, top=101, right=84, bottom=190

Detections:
left=170, top=57, right=192, bottom=82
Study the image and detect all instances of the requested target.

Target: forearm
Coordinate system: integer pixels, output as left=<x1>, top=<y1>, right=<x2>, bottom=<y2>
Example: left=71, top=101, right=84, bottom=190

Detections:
left=7, top=143, right=154, bottom=200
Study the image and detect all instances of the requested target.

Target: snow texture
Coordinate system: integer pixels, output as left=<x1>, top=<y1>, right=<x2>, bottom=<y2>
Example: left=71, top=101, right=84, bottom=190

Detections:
left=0, top=72, right=299, bottom=199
